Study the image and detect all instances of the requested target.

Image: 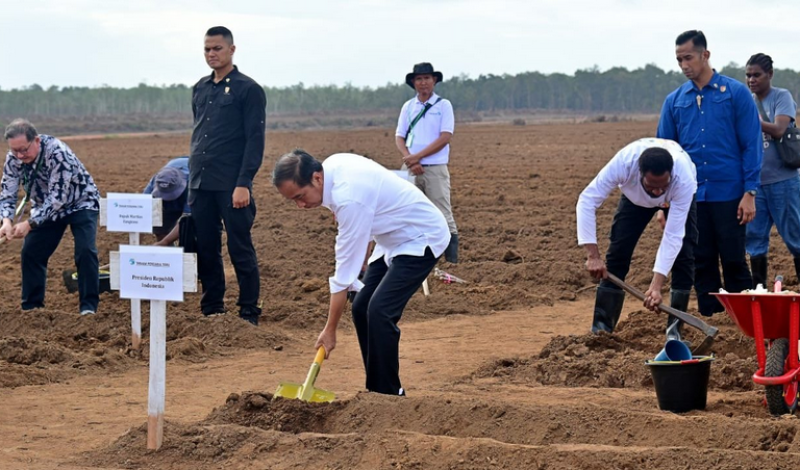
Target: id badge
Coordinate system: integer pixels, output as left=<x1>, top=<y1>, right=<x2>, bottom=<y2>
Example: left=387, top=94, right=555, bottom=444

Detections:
left=405, top=132, right=414, bottom=148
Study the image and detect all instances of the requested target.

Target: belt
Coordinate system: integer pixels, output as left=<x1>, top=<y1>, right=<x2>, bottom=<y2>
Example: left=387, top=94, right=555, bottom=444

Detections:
left=421, top=163, right=445, bottom=167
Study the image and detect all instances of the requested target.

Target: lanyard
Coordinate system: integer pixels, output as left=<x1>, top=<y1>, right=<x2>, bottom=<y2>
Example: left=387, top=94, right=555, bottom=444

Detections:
left=404, top=97, right=441, bottom=139
left=17, top=149, right=45, bottom=219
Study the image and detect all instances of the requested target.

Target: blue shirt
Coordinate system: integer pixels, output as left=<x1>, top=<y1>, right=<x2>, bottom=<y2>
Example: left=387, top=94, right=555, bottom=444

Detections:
left=143, top=156, right=190, bottom=213
left=754, top=87, right=797, bottom=185
left=657, top=71, right=762, bottom=202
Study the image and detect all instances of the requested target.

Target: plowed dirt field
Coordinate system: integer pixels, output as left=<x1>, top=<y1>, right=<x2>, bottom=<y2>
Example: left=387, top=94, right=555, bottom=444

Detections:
left=2, top=121, right=799, bottom=469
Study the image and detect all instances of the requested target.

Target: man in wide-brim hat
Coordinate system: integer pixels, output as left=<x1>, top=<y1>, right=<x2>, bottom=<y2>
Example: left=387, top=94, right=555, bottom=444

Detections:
left=405, top=62, right=443, bottom=88
left=395, top=62, right=460, bottom=263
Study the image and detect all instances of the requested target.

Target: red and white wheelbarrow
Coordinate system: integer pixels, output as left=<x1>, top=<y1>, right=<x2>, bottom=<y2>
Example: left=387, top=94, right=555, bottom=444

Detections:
left=713, top=281, right=800, bottom=415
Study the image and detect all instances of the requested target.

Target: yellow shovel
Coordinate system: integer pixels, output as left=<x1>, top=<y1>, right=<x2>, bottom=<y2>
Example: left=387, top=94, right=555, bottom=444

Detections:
left=274, top=347, right=335, bottom=403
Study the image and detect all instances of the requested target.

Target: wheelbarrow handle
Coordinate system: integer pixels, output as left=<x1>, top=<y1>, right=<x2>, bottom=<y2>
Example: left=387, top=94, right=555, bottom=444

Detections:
left=605, top=273, right=719, bottom=338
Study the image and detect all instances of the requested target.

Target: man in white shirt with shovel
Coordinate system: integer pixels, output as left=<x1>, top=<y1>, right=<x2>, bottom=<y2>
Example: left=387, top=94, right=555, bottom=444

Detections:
left=576, top=138, right=698, bottom=341
left=273, top=149, right=450, bottom=396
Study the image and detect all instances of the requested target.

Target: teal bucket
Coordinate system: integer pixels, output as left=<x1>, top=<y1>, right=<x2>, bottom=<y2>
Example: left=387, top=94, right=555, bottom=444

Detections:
left=653, top=339, right=692, bottom=362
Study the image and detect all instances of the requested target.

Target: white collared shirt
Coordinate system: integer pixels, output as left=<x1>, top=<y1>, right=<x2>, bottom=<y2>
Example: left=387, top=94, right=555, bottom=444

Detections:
left=322, top=153, right=450, bottom=293
left=395, top=92, right=454, bottom=165
left=576, top=138, right=698, bottom=276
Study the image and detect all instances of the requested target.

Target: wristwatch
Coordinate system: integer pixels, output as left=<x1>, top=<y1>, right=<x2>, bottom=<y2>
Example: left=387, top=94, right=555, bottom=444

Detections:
left=746, top=189, right=757, bottom=197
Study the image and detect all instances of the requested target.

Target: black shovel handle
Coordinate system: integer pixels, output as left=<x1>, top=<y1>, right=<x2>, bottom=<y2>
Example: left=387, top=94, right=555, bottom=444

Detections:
left=605, top=273, right=719, bottom=338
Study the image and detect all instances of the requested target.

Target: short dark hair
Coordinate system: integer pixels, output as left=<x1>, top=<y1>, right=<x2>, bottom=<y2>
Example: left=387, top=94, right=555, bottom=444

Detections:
left=676, top=30, right=707, bottom=50
left=206, top=26, right=234, bottom=45
left=272, top=149, right=323, bottom=187
left=3, top=118, right=38, bottom=142
left=639, top=147, right=674, bottom=176
left=747, top=53, right=774, bottom=75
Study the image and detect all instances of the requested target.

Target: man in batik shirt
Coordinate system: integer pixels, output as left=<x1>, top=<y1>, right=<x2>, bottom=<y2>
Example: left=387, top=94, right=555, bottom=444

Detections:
left=1, top=119, right=100, bottom=315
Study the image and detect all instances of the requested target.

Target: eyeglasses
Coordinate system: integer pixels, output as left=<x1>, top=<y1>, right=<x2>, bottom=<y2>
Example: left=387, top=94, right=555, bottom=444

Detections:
left=10, top=140, right=34, bottom=157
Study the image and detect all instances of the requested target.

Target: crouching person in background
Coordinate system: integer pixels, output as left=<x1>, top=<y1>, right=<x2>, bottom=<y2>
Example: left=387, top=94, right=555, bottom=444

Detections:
left=143, top=156, right=190, bottom=246
left=273, top=149, right=450, bottom=396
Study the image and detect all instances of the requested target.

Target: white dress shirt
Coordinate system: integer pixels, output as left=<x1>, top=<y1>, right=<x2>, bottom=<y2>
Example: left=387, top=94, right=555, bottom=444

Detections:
left=576, top=138, right=698, bottom=276
left=322, top=153, right=450, bottom=293
left=395, top=92, right=455, bottom=165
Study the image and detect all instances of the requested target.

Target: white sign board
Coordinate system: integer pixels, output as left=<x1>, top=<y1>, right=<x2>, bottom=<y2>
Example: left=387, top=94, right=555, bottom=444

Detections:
left=106, top=193, right=154, bottom=232
left=119, top=245, right=184, bottom=301
left=391, top=169, right=414, bottom=182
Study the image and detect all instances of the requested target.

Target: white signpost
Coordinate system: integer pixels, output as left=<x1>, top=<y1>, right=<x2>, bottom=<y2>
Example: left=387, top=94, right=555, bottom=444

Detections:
left=119, top=245, right=184, bottom=302
left=110, top=248, right=197, bottom=451
left=106, top=193, right=154, bottom=233
left=100, top=195, right=162, bottom=349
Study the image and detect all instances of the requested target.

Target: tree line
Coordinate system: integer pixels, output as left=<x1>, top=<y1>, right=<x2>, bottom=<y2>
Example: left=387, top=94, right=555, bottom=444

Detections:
left=1, top=63, right=799, bottom=119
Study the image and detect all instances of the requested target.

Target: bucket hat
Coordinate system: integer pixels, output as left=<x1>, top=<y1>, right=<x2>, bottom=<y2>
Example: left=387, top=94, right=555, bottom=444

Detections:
left=405, top=62, right=443, bottom=89
left=152, top=167, right=186, bottom=201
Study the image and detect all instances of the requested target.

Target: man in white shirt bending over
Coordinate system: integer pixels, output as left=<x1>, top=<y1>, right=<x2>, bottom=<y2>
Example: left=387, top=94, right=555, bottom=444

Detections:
left=273, top=149, right=450, bottom=396
left=576, top=138, right=698, bottom=341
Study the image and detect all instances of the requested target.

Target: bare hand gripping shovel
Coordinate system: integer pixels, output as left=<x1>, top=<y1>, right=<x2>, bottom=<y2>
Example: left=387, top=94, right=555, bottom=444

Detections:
left=605, top=273, right=718, bottom=354
left=274, top=347, right=335, bottom=403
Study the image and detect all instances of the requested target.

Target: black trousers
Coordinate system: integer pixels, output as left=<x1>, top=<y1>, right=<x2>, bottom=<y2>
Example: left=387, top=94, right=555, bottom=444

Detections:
left=189, top=189, right=260, bottom=314
left=351, top=247, right=439, bottom=395
left=22, top=209, right=99, bottom=312
left=695, top=199, right=752, bottom=316
left=598, top=195, right=697, bottom=293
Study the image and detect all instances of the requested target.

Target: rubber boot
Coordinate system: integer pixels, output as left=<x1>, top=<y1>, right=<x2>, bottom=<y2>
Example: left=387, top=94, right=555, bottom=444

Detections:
left=666, top=289, right=690, bottom=342
left=794, top=257, right=800, bottom=286
left=591, top=286, right=625, bottom=334
left=750, top=255, right=768, bottom=290
left=239, top=306, right=262, bottom=326
left=444, top=233, right=459, bottom=264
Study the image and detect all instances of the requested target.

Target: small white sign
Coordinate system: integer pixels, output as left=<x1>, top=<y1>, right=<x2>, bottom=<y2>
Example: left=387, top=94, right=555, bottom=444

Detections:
left=107, top=193, right=153, bottom=233
left=391, top=169, right=414, bottom=182
left=119, top=245, right=184, bottom=301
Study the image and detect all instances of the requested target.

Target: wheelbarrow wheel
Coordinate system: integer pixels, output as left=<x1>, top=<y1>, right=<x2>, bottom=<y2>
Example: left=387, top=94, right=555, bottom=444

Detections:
left=765, top=338, right=799, bottom=416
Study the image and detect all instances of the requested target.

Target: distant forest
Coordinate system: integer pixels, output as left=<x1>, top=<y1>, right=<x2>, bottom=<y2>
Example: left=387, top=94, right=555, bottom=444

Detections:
left=1, top=63, right=799, bottom=133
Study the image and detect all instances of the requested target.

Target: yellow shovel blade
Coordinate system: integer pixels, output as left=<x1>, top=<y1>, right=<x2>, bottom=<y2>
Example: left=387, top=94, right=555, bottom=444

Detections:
left=273, top=347, right=335, bottom=403
left=274, top=381, right=335, bottom=403
left=274, top=381, right=303, bottom=399
left=308, top=388, right=336, bottom=403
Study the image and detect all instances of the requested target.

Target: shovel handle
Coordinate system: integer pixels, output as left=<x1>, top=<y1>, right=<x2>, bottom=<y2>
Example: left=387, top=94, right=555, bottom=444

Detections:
left=314, top=347, right=326, bottom=365
left=605, top=273, right=719, bottom=338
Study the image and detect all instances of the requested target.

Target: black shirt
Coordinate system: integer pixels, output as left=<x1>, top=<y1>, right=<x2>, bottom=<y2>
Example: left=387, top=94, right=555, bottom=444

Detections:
left=190, top=66, right=266, bottom=191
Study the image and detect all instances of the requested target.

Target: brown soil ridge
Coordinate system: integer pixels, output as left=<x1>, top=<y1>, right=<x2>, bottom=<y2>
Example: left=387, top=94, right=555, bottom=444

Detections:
left=83, top=391, right=800, bottom=469
left=473, top=309, right=759, bottom=392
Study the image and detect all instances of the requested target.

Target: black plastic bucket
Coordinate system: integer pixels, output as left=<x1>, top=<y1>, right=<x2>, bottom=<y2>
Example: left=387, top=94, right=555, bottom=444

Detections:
left=646, top=356, right=714, bottom=413
left=63, top=269, right=111, bottom=294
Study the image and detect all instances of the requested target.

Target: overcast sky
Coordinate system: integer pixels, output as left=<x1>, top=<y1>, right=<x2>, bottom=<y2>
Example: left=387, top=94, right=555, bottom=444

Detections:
left=1, top=0, right=795, bottom=90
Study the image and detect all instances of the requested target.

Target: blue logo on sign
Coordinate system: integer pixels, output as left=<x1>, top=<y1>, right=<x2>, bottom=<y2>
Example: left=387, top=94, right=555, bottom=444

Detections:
left=114, top=202, right=119, bottom=208
left=129, top=258, right=135, bottom=265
